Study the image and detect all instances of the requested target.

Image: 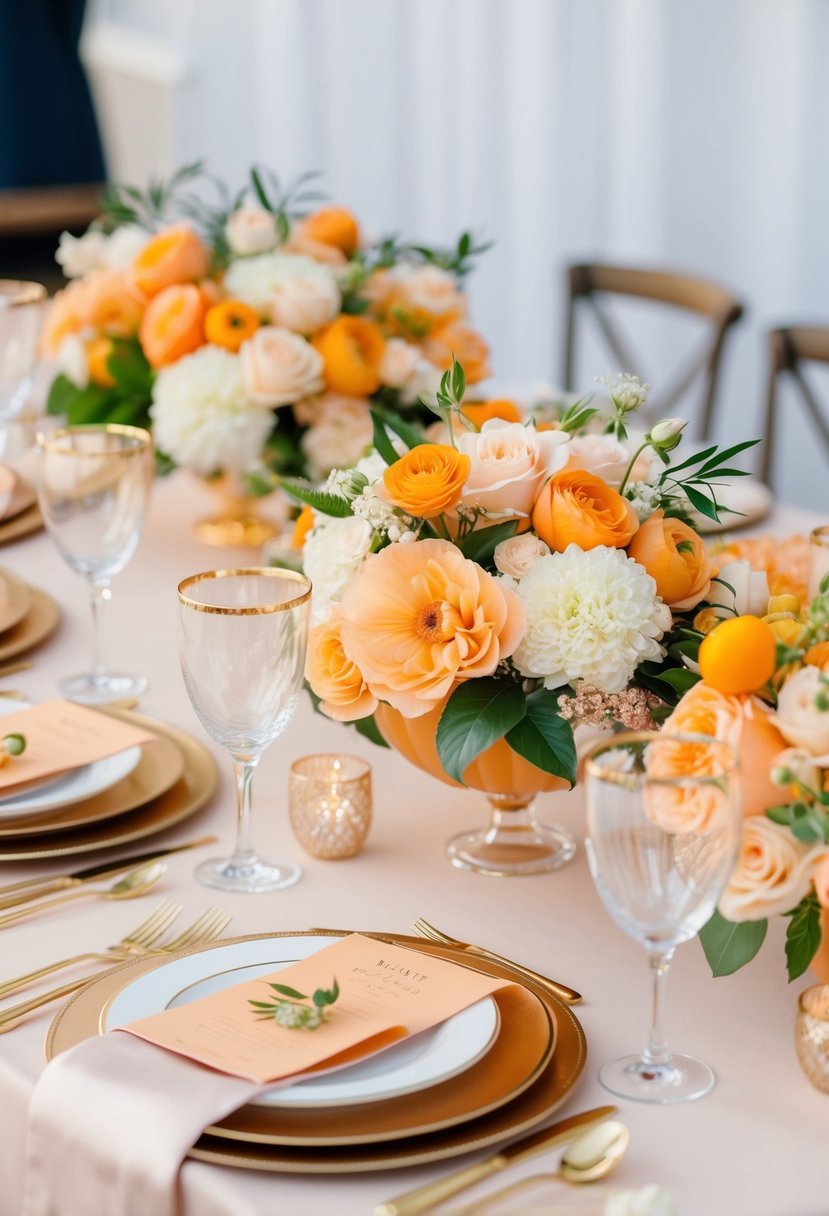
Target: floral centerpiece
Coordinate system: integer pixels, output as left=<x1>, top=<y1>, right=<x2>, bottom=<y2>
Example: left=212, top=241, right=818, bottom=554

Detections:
left=284, top=360, right=757, bottom=875
left=40, top=164, right=493, bottom=529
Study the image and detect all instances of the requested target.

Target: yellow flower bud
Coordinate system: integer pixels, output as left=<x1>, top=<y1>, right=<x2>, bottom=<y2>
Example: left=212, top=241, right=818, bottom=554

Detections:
left=768, top=594, right=802, bottom=617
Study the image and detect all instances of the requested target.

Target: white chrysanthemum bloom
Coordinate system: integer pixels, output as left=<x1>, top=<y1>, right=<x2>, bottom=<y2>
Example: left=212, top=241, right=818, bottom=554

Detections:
left=224, top=252, right=339, bottom=322
left=512, top=545, right=667, bottom=693
left=303, top=515, right=373, bottom=625
left=150, top=347, right=273, bottom=475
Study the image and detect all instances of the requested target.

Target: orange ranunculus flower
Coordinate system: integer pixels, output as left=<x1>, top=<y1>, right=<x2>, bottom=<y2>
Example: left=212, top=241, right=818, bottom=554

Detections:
left=338, top=538, right=526, bottom=718
left=83, top=270, right=143, bottom=337
left=532, top=468, right=639, bottom=552
left=461, top=398, right=523, bottom=427
left=292, top=505, right=315, bottom=550
left=85, top=336, right=116, bottom=387
left=312, top=315, right=385, bottom=396
left=627, top=509, right=712, bottom=610
left=306, top=612, right=378, bottom=722
left=139, top=284, right=206, bottom=368
left=805, top=641, right=829, bottom=672
left=381, top=444, right=470, bottom=519
left=301, top=207, right=360, bottom=257
left=204, top=299, right=259, bottom=352
left=127, top=224, right=210, bottom=300
left=423, top=321, right=491, bottom=384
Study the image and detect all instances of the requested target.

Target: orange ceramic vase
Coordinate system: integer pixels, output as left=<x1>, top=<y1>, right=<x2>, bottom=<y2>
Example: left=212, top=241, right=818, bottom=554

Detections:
left=811, top=908, right=829, bottom=983
left=374, top=701, right=577, bottom=877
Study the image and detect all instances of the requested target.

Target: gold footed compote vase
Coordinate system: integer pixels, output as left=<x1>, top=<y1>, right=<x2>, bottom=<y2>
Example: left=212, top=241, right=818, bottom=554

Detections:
left=195, top=473, right=282, bottom=548
left=375, top=702, right=576, bottom=877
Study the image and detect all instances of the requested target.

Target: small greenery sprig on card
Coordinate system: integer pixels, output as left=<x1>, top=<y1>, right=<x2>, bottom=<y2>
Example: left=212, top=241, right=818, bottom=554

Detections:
left=249, top=978, right=340, bottom=1030
left=0, top=734, right=25, bottom=767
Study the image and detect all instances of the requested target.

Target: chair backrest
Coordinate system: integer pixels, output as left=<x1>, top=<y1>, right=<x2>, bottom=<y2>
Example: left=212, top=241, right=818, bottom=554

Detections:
left=761, top=326, right=829, bottom=489
left=563, top=262, right=745, bottom=438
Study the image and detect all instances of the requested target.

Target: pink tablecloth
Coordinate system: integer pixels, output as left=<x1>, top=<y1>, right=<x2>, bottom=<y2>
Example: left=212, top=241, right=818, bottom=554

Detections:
left=0, top=473, right=826, bottom=1216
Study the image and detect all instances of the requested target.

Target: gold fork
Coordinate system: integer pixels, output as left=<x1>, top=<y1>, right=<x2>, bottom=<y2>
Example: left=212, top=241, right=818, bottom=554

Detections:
left=411, top=917, right=582, bottom=1005
left=0, top=907, right=232, bottom=1031
left=0, top=860, right=166, bottom=930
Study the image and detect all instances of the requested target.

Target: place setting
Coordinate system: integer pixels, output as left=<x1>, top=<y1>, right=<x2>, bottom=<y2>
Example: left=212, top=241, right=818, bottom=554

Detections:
left=0, top=565, right=58, bottom=666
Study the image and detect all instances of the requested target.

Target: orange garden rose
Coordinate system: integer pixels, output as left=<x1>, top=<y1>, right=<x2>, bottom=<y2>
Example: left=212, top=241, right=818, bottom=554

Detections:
left=532, top=468, right=639, bottom=552
left=127, top=225, right=210, bottom=299
left=204, top=299, right=259, bottom=352
left=381, top=444, right=470, bottom=518
left=41, top=271, right=142, bottom=357
left=301, top=207, right=361, bottom=257
left=627, top=510, right=712, bottom=610
left=313, top=315, right=386, bottom=396
left=85, top=336, right=116, bottom=387
left=461, top=398, right=523, bottom=427
left=337, top=538, right=526, bottom=718
left=306, top=613, right=378, bottom=722
left=423, top=320, right=491, bottom=384
left=139, top=284, right=205, bottom=368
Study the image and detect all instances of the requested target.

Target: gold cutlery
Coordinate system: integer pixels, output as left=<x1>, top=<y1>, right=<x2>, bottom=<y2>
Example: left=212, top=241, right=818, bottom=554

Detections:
left=0, top=834, right=218, bottom=910
left=411, top=917, right=582, bottom=1006
left=0, top=898, right=183, bottom=998
left=374, top=1105, right=617, bottom=1216
left=0, top=905, right=233, bottom=1030
left=0, top=860, right=166, bottom=930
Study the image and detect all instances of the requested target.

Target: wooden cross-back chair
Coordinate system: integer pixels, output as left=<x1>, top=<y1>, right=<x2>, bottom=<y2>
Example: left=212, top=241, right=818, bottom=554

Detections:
left=761, top=326, right=829, bottom=490
left=562, top=263, right=745, bottom=439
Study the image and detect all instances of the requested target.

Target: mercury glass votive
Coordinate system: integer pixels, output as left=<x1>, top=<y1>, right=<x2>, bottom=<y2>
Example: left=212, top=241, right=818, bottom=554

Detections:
left=289, top=755, right=372, bottom=859
left=795, top=984, right=829, bottom=1093
left=808, top=526, right=829, bottom=601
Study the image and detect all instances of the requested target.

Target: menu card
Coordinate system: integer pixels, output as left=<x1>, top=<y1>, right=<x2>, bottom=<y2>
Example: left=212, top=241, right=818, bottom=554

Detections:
left=124, top=934, right=512, bottom=1084
left=0, top=700, right=154, bottom=793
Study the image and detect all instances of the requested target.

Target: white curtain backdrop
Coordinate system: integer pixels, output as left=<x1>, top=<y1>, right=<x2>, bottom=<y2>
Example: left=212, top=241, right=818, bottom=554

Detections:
left=82, top=0, right=829, bottom=509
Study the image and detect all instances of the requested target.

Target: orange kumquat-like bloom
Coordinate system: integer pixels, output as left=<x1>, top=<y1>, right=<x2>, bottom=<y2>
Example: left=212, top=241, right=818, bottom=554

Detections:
left=381, top=444, right=470, bottom=519
left=313, top=315, right=386, bottom=396
left=460, top=398, right=523, bottom=428
left=204, top=299, right=259, bottom=352
left=301, top=207, right=361, bottom=257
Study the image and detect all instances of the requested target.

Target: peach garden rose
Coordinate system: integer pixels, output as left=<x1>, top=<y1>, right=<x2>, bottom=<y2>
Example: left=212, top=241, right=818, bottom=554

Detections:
left=718, top=816, right=829, bottom=921
left=239, top=326, right=325, bottom=407
left=456, top=420, right=570, bottom=523
left=306, top=612, right=377, bottom=722
left=774, top=665, right=829, bottom=756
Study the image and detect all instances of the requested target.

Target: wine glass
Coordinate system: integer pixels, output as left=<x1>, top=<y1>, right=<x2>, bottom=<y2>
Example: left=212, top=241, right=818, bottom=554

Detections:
left=35, top=424, right=153, bottom=704
left=584, top=730, right=741, bottom=1103
left=0, top=280, right=46, bottom=420
left=177, top=567, right=311, bottom=893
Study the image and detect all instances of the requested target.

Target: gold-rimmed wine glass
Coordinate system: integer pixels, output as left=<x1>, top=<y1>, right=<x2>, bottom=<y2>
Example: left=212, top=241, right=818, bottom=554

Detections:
left=0, top=280, right=46, bottom=421
left=35, top=424, right=153, bottom=704
left=177, top=567, right=311, bottom=893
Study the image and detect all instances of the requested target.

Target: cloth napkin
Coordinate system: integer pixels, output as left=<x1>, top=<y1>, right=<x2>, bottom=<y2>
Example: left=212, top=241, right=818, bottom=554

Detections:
left=23, top=1033, right=265, bottom=1216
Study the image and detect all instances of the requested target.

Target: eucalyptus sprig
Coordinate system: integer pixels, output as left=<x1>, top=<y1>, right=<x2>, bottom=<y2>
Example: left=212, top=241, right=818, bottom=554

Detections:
left=249, top=166, right=328, bottom=243
left=556, top=394, right=600, bottom=434
left=249, top=979, right=340, bottom=1030
left=420, top=357, right=473, bottom=444
left=99, top=161, right=206, bottom=231
left=407, top=230, right=494, bottom=280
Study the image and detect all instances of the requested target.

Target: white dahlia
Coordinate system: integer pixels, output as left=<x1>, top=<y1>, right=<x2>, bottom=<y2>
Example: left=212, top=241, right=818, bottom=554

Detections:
left=303, top=515, right=373, bottom=625
left=512, top=545, right=667, bottom=693
left=149, top=347, right=273, bottom=475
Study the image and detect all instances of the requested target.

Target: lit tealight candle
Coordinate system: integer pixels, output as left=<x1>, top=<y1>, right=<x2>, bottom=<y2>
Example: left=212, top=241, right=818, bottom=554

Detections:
left=289, top=754, right=372, bottom=860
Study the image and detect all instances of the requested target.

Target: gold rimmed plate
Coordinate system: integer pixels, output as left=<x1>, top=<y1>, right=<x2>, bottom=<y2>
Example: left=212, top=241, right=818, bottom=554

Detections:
left=0, top=587, right=58, bottom=662
left=46, top=931, right=586, bottom=1168
left=0, top=566, right=32, bottom=634
left=0, top=472, right=37, bottom=523
left=0, top=710, right=217, bottom=859
left=0, top=501, right=42, bottom=546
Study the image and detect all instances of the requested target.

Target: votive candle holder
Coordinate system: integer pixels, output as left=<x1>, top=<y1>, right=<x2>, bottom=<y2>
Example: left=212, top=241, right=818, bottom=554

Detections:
left=795, top=984, right=829, bottom=1094
left=289, top=754, right=372, bottom=859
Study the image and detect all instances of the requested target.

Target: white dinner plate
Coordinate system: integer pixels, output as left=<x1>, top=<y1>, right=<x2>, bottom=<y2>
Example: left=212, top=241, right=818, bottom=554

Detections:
left=103, top=936, right=500, bottom=1109
left=0, top=701, right=142, bottom=820
left=692, top=476, right=772, bottom=534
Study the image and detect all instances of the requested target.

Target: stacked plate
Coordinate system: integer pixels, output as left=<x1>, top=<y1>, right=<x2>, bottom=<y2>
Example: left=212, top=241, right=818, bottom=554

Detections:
left=0, top=566, right=59, bottom=664
left=0, top=704, right=218, bottom=860
left=47, top=930, right=587, bottom=1173
left=0, top=467, right=42, bottom=547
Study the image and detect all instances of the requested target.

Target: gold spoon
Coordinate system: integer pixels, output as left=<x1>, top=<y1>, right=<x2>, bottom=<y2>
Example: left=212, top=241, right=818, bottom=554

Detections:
left=0, top=861, right=167, bottom=930
left=458, top=1121, right=630, bottom=1214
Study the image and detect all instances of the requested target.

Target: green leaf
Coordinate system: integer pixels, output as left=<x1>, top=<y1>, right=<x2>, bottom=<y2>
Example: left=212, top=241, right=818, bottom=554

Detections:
left=279, top=478, right=353, bottom=517
left=107, top=339, right=153, bottom=397
left=370, top=412, right=400, bottom=466
left=46, top=373, right=82, bottom=417
left=505, top=691, right=577, bottom=786
left=270, top=983, right=308, bottom=1000
left=651, top=667, right=700, bottom=695
left=661, top=444, right=718, bottom=476
left=313, top=979, right=340, bottom=1007
left=785, top=895, right=822, bottom=981
left=683, top=484, right=721, bottom=522
left=370, top=407, right=426, bottom=451
left=436, top=679, right=526, bottom=785
left=765, top=804, right=794, bottom=825
left=457, top=519, right=519, bottom=564
left=250, top=167, right=274, bottom=212
left=354, top=714, right=390, bottom=749
left=699, top=911, right=767, bottom=976
left=695, top=440, right=759, bottom=476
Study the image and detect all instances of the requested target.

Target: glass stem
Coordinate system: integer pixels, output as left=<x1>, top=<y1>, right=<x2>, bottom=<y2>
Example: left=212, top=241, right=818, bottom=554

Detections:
left=89, top=581, right=111, bottom=680
left=232, top=757, right=260, bottom=865
left=642, top=946, right=675, bottom=1068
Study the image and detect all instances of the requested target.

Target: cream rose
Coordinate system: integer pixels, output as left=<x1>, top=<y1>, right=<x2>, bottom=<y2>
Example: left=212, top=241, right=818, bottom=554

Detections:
left=56, top=334, right=90, bottom=388
left=269, top=266, right=340, bottom=334
left=226, top=207, right=279, bottom=256
left=718, top=816, right=829, bottom=921
left=774, top=665, right=829, bottom=756
left=300, top=393, right=374, bottom=478
left=394, top=265, right=466, bottom=318
left=566, top=434, right=640, bottom=488
left=240, top=327, right=324, bottom=408
left=708, top=559, right=770, bottom=618
left=493, top=533, right=551, bottom=579
left=378, top=338, right=422, bottom=390
left=456, top=420, right=570, bottom=520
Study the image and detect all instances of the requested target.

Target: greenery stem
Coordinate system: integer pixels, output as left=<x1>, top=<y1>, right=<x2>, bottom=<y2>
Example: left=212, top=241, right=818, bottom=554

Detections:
left=618, top=441, right=650, bottom=496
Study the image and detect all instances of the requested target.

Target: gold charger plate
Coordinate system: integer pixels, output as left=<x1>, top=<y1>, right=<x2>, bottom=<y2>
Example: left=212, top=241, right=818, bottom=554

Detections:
left=0, top=566, right=32, bottom=634
left=1, top=472, right=37, bottom=523
left=47, top=931, right=586, bottom=1171
left=0, top=710, right=217, bottom=859
left=0, top=501, right=43, bottom=546
left=0, top=587, right=59, bottom=662
left=0, top=732, right=184, bottom=836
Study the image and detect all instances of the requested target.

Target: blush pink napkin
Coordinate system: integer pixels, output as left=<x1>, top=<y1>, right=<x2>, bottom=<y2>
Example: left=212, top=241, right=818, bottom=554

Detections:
left=23, top=1033, right=265, bottom=1216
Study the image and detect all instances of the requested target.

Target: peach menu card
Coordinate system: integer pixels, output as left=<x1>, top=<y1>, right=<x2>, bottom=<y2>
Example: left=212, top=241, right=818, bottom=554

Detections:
left=0, top=700, right=154, bottom=793
left=124, top=934, right=512, bottom=1085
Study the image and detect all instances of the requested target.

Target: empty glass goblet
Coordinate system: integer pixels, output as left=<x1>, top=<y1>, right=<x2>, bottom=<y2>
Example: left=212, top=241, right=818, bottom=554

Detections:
left=584, top=731, right=741, bottom=1103
left=177, top=567, right=311, bottom=893
left=35, top=424, right=153, bottom=704
left=0, top=280, right=46, bottom=421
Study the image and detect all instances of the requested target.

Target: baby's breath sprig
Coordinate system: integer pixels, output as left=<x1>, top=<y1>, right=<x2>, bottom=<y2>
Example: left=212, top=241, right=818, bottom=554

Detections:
left=249, top=979, right=340, bottom=1030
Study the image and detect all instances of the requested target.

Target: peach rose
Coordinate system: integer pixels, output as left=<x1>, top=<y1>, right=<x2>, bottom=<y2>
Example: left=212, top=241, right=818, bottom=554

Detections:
left=82, top=269, right=143, bottom=337
left=306, top=612, right=378, bottom=722
left=455, top=420, right=570, bottom=524
left=300, top=393, right=374, bottom=478
left=378, top=338, right=422, bottom=390
left=775, top=666, right=829, bottom=756
left=566, top=434, right=648, bottom=487
left=283, top=230, right=347, bottom=267
left=41, top=280, right=89, bottom=356
left=644, top=733, right=738, bottom=834
left=806, top=642, right=829, bottom=672
left=719, top=816, right=829, bottom=921
left=422, top=321, right=491, bottom=384
left=338, top=538, right=526, bottom=717
left=226, top=207, right=278, bottom=256
left=627, top=510, right=712, bottom=610
left=139, top=283, right=205, bottom=368
left=269, top=270, right=340, bottom=334
left=532, top=468, right=639, bottom=552
left=127, top=224, right=210, bottom=299
left=493, top=533, right=551, bottom=579
left=239, top=326, right=325, bottom=407
left=380, top=444, right=470, bottom=519
left=814, top=854, right=829, bottom=909
left=395, top=265, right=466, bottom=321
left=300, top=207, right=361, bottom=257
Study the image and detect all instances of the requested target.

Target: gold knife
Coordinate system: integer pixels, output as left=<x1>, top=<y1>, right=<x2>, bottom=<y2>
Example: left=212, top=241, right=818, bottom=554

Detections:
left=374, top=1105, right=617, bottom=1216
left=0, top=835, right=217, bottom=910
